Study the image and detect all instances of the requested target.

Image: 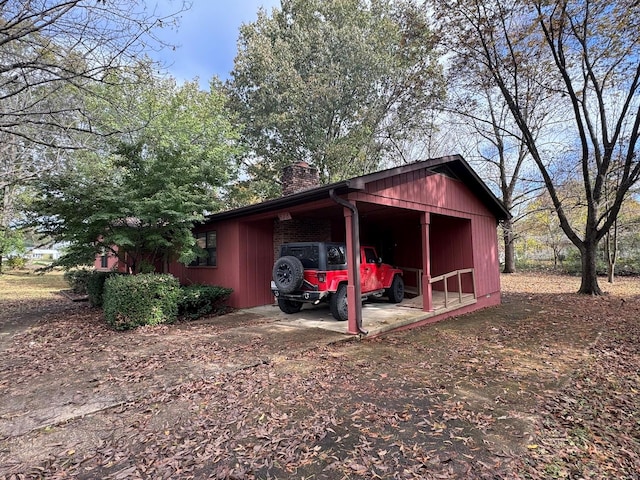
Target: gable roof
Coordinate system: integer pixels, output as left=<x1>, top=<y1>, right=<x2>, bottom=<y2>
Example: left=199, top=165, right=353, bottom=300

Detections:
left=205, top=154, right=510, bottom=224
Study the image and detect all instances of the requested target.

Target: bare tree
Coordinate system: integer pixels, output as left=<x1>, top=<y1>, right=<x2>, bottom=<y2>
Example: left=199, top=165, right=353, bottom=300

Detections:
left=0, top=0, right=187, bottom=269
left=1, top=0, right=187, bottom=146
left=445, top=72, right=549, bottom=273
left=433, top=0, right=640, bottom=294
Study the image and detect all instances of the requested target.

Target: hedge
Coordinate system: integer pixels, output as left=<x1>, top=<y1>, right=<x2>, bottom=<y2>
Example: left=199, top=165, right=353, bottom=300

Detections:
left=64, top=269, right=92, bottom=294
left=87, top=271, right=123, bottom=307
left=5, top=255, right=27, bottom=270
left=103, top=274, right=180, bottom=330
left=179, top=284, right=233, bottom=320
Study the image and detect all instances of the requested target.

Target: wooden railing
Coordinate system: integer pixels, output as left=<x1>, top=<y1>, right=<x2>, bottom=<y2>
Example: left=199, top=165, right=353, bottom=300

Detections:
left=399, top=267, right=423, bottom=296
left=429, top=268, right=476, bottom=308
left=398, top=267, right=477, bottom=308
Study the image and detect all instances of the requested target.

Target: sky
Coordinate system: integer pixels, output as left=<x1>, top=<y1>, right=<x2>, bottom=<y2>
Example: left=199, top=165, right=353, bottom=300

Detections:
left=152, top=1, right=281, bottom=86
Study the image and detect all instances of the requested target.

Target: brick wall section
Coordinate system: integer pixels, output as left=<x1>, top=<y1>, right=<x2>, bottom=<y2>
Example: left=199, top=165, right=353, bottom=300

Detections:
left=281, top=162, right=320, bottom=195
left=273, top=218, right=332, bottom=258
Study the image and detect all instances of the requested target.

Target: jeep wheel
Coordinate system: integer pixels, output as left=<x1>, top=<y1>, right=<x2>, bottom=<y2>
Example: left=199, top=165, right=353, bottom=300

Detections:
left=330, top=283, right=348, bottom=321
left=277, top=298, right=303, bottom=314
left=387, top=275, right=404, bottom=303
left=272, top=256, right=304, bottom=294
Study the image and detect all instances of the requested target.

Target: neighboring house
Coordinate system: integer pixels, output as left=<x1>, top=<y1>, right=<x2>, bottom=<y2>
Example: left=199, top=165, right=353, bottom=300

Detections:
left=168, top=155, right=510, bottom=334
left=28, top=247, right=63, bottom=261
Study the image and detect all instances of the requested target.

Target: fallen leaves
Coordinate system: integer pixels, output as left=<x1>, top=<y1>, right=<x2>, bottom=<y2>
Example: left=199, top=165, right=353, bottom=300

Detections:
left=0, top=273, right=639, bottom=479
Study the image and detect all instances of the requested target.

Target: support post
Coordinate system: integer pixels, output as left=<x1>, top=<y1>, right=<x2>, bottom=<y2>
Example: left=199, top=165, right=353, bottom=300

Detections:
left=344, top=205, right=360, bottom=335
left=421, top=212, right=432, bottom=312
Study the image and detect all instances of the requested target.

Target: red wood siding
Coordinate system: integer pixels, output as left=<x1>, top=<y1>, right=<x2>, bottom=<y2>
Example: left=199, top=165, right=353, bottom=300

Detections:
left=353, top=170, right=500, bottom=300
left=471, top=214, right=501, bottom=297
left=170, top=219, right=275, bottom=309
left=430, top=214, right=474, bottom=293
left=355, top=170, right=494, bottom=219
left=238, top=220, right=274, bottom=308
left=170, top=220, right=243, bottom=308
left=94, top=250, right=120, bottom=271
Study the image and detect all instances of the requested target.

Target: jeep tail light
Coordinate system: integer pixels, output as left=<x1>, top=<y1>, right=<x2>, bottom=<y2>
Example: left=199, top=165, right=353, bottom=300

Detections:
left=317, top=272, right=326, bottom=283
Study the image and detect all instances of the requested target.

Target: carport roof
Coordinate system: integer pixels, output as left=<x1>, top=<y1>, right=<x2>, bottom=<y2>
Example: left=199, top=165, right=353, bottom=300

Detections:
left=204, top=154, right=510, bottom=224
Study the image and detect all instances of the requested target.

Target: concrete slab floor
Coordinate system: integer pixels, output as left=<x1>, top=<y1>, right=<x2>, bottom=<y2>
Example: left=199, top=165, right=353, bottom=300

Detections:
left=247, top=298, right=431, bottom=336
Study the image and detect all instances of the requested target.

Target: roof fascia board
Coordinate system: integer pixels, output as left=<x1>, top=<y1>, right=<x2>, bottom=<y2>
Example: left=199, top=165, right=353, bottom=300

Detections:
left=202, top=181, right=352, bottom=224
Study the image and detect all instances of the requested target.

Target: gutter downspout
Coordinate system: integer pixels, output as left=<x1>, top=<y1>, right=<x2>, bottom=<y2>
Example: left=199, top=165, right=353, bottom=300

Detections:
left=330, top=189, right=367, bottom=335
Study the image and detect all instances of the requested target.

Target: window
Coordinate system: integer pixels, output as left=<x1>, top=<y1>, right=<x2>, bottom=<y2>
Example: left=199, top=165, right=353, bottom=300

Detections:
left=100, top=254, right=109, bottom=269
left=191, top=231, right=217, bottom=267
left=364, top=248, right=378, bottom=264
left=327, top=245, right=346, bottom=266
left=282, top=244, right=319, bottom=269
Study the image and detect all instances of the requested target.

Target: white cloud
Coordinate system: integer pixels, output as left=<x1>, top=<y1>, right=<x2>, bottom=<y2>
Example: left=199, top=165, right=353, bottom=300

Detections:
left=152, top=1, right=281, bottom=86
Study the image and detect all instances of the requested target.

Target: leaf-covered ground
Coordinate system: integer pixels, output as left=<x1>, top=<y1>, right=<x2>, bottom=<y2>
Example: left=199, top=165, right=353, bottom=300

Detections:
left=0, top=272, right=639, bottom=479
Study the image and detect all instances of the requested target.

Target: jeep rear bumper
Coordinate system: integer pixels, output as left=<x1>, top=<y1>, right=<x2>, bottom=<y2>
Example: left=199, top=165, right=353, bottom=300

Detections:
left=271, top=282, right=329, bottom=303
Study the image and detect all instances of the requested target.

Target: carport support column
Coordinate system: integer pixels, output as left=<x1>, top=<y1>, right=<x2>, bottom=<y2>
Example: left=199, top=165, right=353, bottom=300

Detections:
left=421, top=212, right=433, bottom=312
left=344, top=205, right=361, bottom=335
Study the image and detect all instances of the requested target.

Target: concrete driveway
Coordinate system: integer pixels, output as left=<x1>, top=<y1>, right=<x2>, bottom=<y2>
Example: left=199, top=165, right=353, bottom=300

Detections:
left=247, top=296, right=430, bottom=336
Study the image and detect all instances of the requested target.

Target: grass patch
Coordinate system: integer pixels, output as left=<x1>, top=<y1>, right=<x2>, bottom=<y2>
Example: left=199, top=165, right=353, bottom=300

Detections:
left=0, top=271, right=67, bottom=302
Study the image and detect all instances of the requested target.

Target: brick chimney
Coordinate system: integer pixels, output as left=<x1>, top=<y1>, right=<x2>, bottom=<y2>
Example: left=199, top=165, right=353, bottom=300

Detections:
left=281, top=162, right=320, bottom=196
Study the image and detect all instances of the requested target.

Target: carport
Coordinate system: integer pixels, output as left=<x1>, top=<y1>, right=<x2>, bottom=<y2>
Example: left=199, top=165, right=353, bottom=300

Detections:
left=170, top=155, right=509, bottom=335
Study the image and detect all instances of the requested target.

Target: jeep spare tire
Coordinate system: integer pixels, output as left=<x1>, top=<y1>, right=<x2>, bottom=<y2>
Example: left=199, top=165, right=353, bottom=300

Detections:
left=272, top=256, right=304, bottom=293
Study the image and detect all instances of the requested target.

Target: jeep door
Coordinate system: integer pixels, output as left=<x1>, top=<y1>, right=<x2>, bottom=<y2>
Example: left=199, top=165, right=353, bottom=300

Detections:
left=360, top=247, right=384, bottom=293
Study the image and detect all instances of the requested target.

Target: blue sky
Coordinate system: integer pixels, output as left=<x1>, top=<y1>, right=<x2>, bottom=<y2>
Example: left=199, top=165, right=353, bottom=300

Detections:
left=152, top=1, right=281, bottom=85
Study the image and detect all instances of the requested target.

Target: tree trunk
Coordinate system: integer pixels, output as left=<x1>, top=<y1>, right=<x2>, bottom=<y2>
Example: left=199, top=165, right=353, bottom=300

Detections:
left=502, top=220, right=516, bottom=273
left=607, top=259, right=615, bottom=283
left=578, top=241, right=603, bottom=295
left=605, top=220, right=618, bottom=284
left=0, top=250, right=3, bottom=274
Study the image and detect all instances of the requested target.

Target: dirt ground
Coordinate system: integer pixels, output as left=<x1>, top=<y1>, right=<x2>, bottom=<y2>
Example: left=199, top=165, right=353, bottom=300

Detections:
left=1, top=272, right=639, bottom=479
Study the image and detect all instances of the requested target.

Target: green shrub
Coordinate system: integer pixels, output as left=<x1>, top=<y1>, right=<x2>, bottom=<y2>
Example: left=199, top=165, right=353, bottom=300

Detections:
left=87, top=271, right=123, bottom=307
left=616, top=258, right=640, bottom=276
left=137, top=260, right=157, bottom=274
left=64, top=268, right=92, bottom=294
left=179, top=284, right=233, bottom=320
left=103, top=274, right=180, bottom=330
left=5, top=255, right=27, bottom=270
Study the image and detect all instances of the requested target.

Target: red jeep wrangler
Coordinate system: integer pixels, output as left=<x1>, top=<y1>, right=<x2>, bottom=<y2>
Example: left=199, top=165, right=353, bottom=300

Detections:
left=271, top=242, right=404, bottom=321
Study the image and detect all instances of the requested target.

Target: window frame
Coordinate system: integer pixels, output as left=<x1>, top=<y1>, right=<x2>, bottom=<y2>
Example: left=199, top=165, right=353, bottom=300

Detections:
left=190, top=230, right=217, bottom=267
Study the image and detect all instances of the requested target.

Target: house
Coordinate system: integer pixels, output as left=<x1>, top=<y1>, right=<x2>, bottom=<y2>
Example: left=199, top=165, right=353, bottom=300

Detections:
left=27, top=245, right=65, bottom=261
left=168, top=155, right=509, bottom=334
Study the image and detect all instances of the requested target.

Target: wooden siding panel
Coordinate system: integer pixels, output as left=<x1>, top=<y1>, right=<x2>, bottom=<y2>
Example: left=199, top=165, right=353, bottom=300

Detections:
left=428, top=211, right=499, bottom=299
left=471, top=215, right=500, bottom=297
left=238, top=221, right=274, bottom=308
left=169, top=221, right=244, bottom=308
left=94, top=249, right=120, bottom=271
left=429, top=215, right=472, bottom=277
left=364, top=170, right=494, bottom=219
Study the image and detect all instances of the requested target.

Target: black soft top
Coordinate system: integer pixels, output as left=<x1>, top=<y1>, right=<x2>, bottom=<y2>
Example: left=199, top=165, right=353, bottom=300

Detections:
left=278, top=242, right=347, bottom=270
